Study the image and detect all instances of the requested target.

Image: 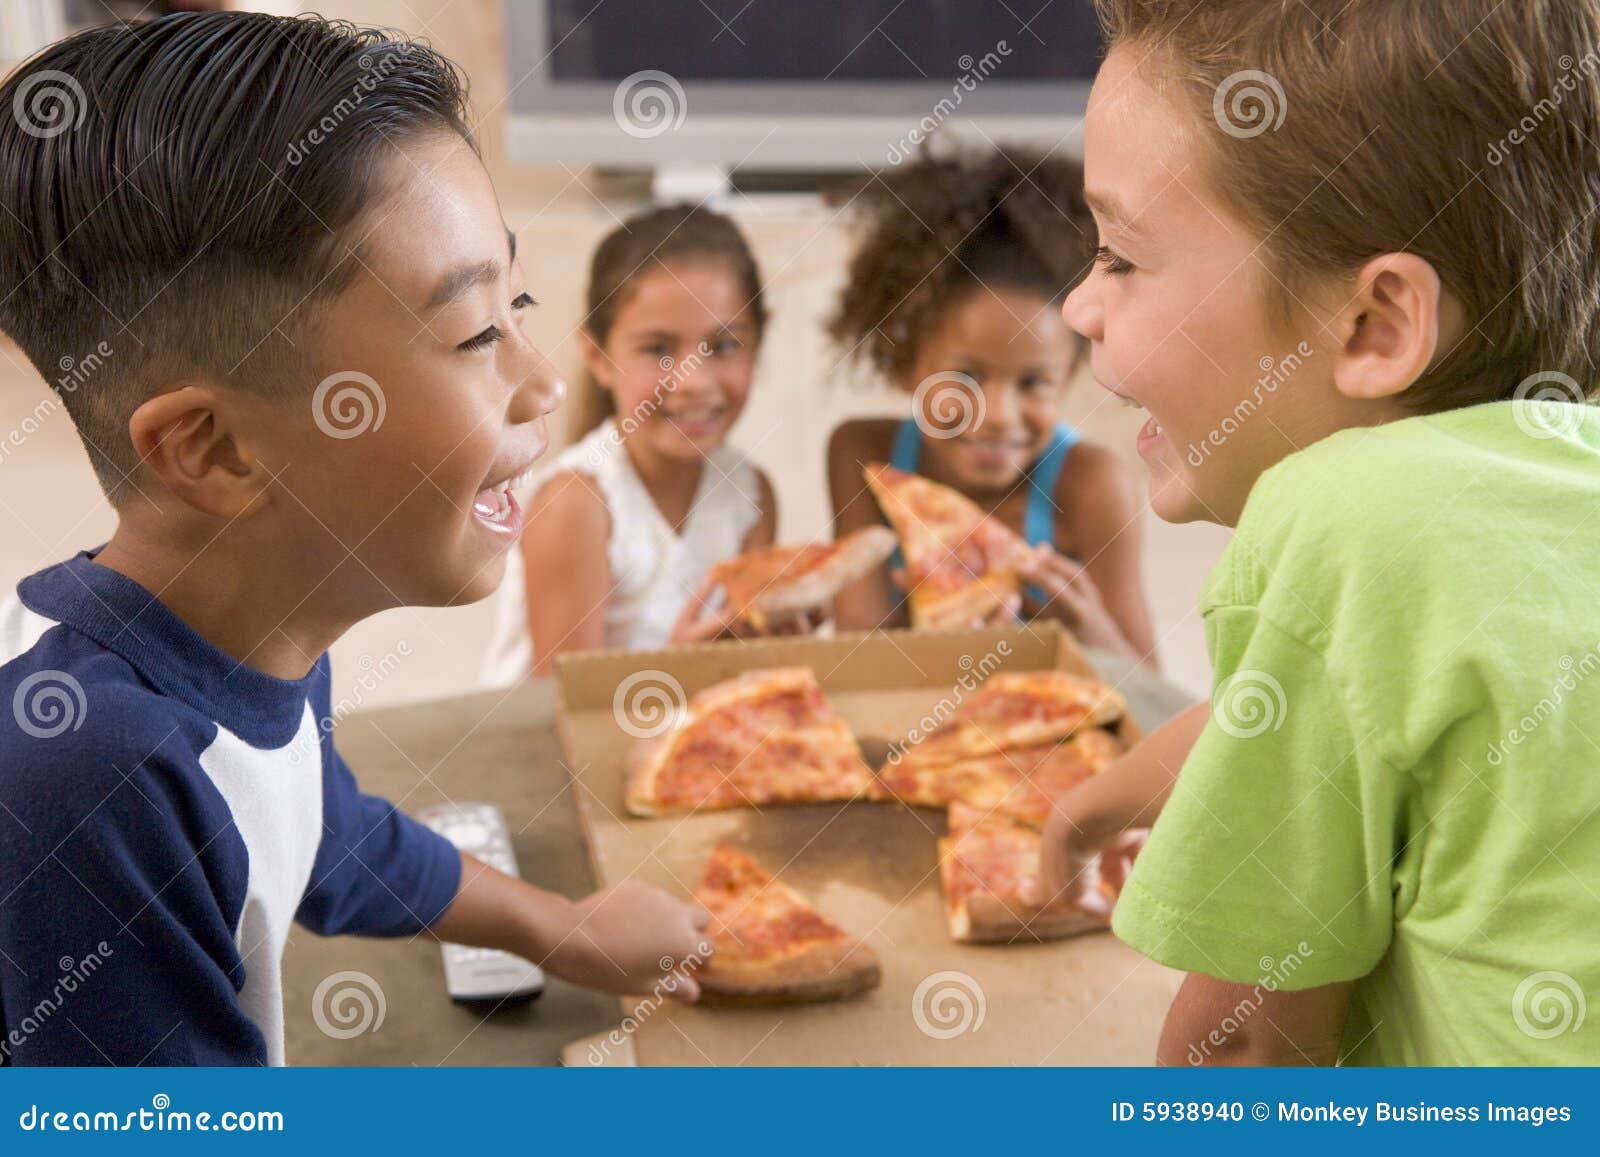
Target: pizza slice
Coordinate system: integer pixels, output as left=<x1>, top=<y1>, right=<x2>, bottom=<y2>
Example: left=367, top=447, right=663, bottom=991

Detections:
left=624, top=668, right=875, bottom=817
left=874, top=727, right=1122, bottom=818
left=893, top=670, right=1126, bottom=772
left=707, top=526, right=897, bottom=632
left=863, top=462, right=1030, bottom=628
left=937, top=801, right=1115, bottom=944
left=695, top=844, right=881, bottom=1005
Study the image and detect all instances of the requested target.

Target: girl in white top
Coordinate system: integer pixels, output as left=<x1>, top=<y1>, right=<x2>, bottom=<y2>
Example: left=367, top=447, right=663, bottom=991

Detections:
left=484, top=204, right=779, bottom=682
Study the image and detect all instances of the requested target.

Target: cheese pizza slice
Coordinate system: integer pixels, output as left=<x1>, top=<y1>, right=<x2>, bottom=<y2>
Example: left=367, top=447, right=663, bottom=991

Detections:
left=707, top=526, right=896, bottom=632
left=863, top=462, right=1030, bottom=628
left=891, top=670, right=1126, bottom=774
left=874, top=726, right=1122, bottom=820
left=937, top=801, right=1114, bottom=944
left=695, top=844, right=881, bottom=1005
left=624, top=668, right=875, bottom=817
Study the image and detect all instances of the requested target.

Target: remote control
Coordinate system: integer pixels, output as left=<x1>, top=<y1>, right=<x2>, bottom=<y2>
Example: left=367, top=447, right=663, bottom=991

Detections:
left=417, top=802, right=546, bottom=1007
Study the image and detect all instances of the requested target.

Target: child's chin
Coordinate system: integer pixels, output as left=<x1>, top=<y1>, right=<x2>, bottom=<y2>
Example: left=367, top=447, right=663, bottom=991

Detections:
left=1148, top=473, right=1210, bottom=525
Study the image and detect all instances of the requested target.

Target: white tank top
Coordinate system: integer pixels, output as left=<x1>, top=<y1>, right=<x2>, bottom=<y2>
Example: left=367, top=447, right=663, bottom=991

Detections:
left=481, top=419, right=762, bottom=685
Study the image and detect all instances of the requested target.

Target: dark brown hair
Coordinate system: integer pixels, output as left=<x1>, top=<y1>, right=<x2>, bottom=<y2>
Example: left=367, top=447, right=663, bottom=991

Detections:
left=572, top=203, right=768, bottom=440
left=827, top=145, right=1094, bottom=384
left=0, top=12, right=472, bottom=501
left=1096, top=0, right=1600, bottom=410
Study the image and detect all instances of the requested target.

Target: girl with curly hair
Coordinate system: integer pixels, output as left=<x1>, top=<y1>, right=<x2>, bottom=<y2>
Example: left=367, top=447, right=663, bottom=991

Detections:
left=826, top=147, right=1155, bottom=666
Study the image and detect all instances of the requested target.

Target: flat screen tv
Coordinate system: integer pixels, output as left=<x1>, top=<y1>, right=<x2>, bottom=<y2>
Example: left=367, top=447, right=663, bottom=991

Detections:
left=505, top=0, right=1102, bottom=172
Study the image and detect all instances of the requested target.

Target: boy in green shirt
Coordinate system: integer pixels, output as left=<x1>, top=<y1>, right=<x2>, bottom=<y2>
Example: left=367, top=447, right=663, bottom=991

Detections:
left=1029, top=0, right=1600, bottom=1064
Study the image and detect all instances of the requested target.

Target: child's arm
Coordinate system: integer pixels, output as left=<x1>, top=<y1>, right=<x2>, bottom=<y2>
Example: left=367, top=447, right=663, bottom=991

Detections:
left=741, top=467, right=778, bottom=551
left=1158, top=975, right=1352, bottom=1065
left=1025, top=443, right=1158, bottom=667
left=828, top=420, right=907, bottom=631
left=520, top=471, right=612, bottom=676
left=1028, top=701, right=1208, bottom=908
left=430, top=852, right=712, bottom=1001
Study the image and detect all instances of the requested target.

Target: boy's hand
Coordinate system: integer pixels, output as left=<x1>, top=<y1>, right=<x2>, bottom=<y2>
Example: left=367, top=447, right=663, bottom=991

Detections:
left=1017, top=545, right=1134, bottom=657
left=548, top=880, right=713, bottom=1001
left=1029, top=819, right=1145, bottom=914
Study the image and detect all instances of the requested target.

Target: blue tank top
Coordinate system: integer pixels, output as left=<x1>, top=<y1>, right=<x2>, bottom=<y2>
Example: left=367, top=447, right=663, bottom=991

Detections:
left=886, top=418, right=1081, bottom=607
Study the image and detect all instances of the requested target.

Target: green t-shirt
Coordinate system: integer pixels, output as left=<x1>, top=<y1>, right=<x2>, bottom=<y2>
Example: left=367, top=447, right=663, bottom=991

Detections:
left=1113, top=400, right=1600, bottom=1065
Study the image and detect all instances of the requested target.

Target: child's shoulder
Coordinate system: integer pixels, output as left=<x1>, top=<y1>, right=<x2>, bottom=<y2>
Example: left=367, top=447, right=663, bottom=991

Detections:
left=827, top=416, right=901, bottom=463
left=1220, top=401, right=1600, bottom=623
left=0, top=631, right=227, bottom=851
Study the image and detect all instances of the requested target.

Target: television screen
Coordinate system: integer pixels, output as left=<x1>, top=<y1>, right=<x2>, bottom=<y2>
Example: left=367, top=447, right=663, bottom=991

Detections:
left=545, top=0, right=1103, bottom=82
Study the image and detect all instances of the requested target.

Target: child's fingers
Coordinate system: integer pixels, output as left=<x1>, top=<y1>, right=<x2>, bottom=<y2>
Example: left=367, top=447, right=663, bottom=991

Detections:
left=671, top=971, right=702, bottom=1003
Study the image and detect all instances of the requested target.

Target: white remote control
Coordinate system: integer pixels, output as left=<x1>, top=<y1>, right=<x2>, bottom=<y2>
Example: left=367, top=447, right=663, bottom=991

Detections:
left=418, top=802, right=546, bottom=1006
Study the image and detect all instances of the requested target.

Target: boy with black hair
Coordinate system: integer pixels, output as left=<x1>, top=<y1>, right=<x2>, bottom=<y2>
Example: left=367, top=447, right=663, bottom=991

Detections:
left=0, top=12, right=708, bottom=1065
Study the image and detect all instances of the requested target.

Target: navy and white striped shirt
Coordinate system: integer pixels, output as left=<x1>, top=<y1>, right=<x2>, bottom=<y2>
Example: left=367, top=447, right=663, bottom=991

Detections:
left=0, top=551, right=461, bottom=1065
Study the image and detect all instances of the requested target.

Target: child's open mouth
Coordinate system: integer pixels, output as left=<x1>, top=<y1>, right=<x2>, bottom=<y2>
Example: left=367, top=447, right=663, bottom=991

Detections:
left=472, top=465, right=538, bottom=539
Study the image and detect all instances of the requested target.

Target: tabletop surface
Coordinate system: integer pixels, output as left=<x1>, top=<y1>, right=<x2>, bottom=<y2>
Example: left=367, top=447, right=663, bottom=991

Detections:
left=280, top=650, right=1196, bottom=1066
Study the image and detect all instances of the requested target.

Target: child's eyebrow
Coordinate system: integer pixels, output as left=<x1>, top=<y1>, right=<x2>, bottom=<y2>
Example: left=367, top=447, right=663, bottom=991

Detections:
left=422, top=226, right=518, bottom=312
left=1086, top=190, right=1145, bottom=238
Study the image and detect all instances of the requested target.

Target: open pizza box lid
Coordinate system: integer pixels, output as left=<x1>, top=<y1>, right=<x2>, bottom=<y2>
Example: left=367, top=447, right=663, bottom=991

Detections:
left=552, top=623, right=1179, bottom=1067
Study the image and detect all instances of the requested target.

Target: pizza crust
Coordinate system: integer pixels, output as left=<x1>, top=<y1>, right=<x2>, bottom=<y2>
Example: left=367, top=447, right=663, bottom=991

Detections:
left=732, top=526, right=897, bottom=625
left=697, top=937, right=882, bottom=1006
left=937, top=837, right=1110, bottom=945
left=909, top=570, right=1022, bottom=629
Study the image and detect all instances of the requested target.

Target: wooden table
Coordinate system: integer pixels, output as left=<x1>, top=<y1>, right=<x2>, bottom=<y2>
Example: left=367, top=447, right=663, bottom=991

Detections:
left=281, top=651, right=1196, bottom=1066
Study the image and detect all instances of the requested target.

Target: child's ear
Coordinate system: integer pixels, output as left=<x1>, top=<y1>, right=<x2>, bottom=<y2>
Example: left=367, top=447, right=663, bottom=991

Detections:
left=127, top=385, right=268, bottom=519
left=1331, top=253, right=1454, bottom=403
left=579, top=328, right=615, bottom=393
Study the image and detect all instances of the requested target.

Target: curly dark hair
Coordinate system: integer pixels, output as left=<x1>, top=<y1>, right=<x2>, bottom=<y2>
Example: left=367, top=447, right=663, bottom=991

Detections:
left=827, top=145, right=1095, bottom=383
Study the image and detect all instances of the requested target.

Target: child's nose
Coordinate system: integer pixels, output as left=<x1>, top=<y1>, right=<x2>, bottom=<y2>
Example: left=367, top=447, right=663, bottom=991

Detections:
left=979, top=382, right=1023, bottom=432
left=511, top=349, right=566, bottom=422
left=1063, top=278, right=1102, bottom=342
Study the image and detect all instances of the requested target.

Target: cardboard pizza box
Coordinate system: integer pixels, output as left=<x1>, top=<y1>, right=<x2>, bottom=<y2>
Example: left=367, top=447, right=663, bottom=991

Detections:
left=552, top=623, right=1180, bottom=1066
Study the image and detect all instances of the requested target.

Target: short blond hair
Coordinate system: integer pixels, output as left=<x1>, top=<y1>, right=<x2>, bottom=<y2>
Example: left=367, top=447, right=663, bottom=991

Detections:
left=1096, top=0, right=1600, bottom=411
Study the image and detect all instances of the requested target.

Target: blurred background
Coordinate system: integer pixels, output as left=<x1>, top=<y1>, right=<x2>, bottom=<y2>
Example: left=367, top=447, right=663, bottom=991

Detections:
left=0, top=0, right=1230, bottom=706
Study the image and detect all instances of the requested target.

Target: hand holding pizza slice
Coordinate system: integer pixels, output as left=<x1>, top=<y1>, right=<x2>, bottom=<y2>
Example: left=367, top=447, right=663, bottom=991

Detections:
left=864, top=462, right=1032, bottom=628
